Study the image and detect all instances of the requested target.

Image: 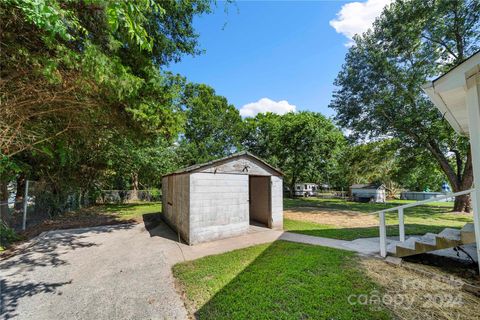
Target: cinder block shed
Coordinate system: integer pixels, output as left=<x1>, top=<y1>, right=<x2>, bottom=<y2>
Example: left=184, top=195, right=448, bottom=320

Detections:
left=162, top=151, right=283, bottom=245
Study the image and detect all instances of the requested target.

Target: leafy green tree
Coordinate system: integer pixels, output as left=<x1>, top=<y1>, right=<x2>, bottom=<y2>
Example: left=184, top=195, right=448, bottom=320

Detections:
left=243, top=112, right=345, bottom=197
left=178, top=84, right=243, bottom=165
left=394, top=150, right=447, bottom=192
left=335, top=139, right=447, bottom=197
left=0, top=0, right=213, bottom=219
left=1, top=0, right=210, bottom=158
left=330, top=0, right=480, bottom=211
left=338, top=140, right=400, bottom=186
left=104, top=136, right=180, bottom=192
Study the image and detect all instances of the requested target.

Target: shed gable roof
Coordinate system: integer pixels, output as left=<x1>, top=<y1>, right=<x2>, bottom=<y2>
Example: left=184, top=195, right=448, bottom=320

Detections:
left=350, top=183, right=384, bottom=190
left=163, top=151, right=283, bottom=177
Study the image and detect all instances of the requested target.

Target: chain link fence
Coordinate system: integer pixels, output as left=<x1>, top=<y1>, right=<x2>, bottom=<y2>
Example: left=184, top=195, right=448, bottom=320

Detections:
left=97, top=189, right=161, bottom=204
left=1, top=181, right=161, bottom=233
left=1, top=180, right=57, bottom=232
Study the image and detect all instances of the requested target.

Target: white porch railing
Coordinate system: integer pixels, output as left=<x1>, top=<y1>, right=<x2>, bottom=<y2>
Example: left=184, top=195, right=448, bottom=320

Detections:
left=373, top=189, right=475, bottom=257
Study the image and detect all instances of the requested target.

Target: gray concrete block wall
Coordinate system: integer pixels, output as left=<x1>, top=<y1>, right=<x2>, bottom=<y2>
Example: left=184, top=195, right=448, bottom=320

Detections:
left=162, top=174, right=190, bottom=243
left=189, top=173, right=249, bottom=244
left=271, top=176, right=283, bottom=229
left=162, top=154, right=284, bottom=245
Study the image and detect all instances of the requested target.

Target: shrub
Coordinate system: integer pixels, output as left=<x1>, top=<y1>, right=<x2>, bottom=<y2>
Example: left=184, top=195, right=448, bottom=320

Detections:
left=0, top=222, right=20, bottom=249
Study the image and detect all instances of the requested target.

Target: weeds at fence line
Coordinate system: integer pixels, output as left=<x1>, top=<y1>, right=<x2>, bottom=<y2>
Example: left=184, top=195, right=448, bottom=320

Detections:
left=1, top=181, right=161, bottom=235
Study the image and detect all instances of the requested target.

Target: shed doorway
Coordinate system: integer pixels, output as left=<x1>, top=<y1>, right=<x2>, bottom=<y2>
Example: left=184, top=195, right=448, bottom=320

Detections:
left=249, top=176, right=271, bottom=228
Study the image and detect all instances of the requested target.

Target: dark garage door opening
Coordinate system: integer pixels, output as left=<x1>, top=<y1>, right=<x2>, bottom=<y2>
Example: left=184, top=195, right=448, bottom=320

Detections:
left=249, top=176, right=271, bottom=228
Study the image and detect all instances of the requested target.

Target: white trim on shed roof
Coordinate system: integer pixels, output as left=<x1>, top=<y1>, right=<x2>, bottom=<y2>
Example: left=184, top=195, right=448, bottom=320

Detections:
left=163, top=151, right=283, bottom=177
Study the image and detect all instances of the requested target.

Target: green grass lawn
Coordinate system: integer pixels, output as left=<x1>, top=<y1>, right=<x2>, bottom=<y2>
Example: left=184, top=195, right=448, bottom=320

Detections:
left=284, top=197, right=454, bottom=212
left=284, top=219, right=452, bottom=240
left=173, top=241, right=391, bottom=320
left=98, top=201, right=161, bottom=220
left=284, top=197, right=472, bottom=240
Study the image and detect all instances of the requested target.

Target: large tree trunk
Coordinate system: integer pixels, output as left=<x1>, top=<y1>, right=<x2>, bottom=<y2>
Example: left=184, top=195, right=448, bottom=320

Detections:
left=426, top=141, right=473, bottom=213
left=10, top=173, right=27, bottom=227
left=0, top=180, right=10, bottom=225
left=130, top=172, right=139, bottom=201
left=454, top=194, right=471, bottom=212
left=289, top=181, right=295, bottom=198
left=289, top=171, right=297, bottom=198
left=14, top=173, right=26, bottom=212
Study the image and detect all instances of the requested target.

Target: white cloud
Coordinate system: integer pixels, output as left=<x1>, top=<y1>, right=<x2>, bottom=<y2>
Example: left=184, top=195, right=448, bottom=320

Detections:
left=330, top=0, right=392, bottom=46
left=239, top=98, right=297, bottom=118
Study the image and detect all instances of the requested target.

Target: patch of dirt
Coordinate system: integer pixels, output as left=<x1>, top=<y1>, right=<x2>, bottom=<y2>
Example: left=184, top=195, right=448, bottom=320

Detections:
left=403, top=254, right=480, bottom=286
left=284, top=207, right=378, bottom=228
left=23, top=207, right=138, bottom=237
left=0, top=207, right=138, bottom=259
left=360, top=258, right=480, bottom=320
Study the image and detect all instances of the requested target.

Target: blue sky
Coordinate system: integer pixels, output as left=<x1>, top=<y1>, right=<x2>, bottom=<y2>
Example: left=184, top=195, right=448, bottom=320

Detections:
left=169, top=0, right=390, bottom=118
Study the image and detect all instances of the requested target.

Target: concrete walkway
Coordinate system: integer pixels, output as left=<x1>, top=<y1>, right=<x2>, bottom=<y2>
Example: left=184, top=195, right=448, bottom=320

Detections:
left=280, top=232, right=404, bottom=256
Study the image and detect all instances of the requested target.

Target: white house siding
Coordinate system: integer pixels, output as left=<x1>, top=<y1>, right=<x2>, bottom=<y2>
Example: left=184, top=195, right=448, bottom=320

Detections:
left=161, top=174, right=190, bottom=243
left=271, top=176, right=283, bottom=229
left=188, top=172, right=249, bottom=244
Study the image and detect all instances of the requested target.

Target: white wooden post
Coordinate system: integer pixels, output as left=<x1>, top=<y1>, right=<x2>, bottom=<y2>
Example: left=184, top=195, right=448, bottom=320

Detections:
left=398, top=208, right=405, bottom=242
left=22, top=179, right=29, bottom=231
left=466, top=73, right=480, bottom=273
left=379, top=211, right=387, bottom=257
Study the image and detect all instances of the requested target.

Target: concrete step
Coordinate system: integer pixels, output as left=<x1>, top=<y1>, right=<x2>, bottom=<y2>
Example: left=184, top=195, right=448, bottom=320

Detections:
left=414, top=234, right=437, bottom=252
left=387, top=241, right=399, bottom=255
left=395, top=237, right=419, bottom=257
left=461, top=223, right=476, bottom=244
left=435, top=228, right=462, bottom=249
left=390, top=225, right=468, bottom=258
left=386, top=223, right=474, bottom=258
left=438, top=228, right=461, bottom=241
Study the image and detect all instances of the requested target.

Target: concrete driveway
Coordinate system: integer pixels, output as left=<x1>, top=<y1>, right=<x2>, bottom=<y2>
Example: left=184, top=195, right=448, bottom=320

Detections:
left=3, top=218, right=405, bottom=319
left=0, top=222, right=283, bottom=320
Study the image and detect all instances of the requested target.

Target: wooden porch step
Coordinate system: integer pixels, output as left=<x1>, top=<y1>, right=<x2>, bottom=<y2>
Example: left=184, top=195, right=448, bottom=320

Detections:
left=395, top=237, right=421, bottom=257
left=414, top=233, right=437, bottom=251
left=461, top=223, right=476, bottom=244
left=437, top=228, right=461, bottom=241
left=389, top=223, right=474, bottom=258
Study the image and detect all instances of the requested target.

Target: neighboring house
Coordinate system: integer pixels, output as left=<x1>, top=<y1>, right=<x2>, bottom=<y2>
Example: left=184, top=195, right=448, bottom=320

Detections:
left=350, top=183, right=386, bottom=203
left=294, top=183, right=318, bottom=197
left=319, top=183, right=330, bottom=190
left=162, top=151, right=283, bottom=245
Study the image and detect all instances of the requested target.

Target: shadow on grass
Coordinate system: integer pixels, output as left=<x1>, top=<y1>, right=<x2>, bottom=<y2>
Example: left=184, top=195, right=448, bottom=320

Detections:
left=0, top=224, right=134, bottom=319
left=285, top=223, right=459, bottom=241
left=284, top=198, right=455, bottom=216
left=174, top=241, right=390, bottom=319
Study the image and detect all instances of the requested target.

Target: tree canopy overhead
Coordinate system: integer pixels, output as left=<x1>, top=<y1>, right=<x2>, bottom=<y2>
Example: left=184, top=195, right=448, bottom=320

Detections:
left=242, top=112, right=346, bottom=196
left=330, top=0, right=480, bottom=211
left=178, top=83, right=243, bottom=165
left=1, top=0, right=212, bottom=160
left=0, top=0, right=214, bottom=217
